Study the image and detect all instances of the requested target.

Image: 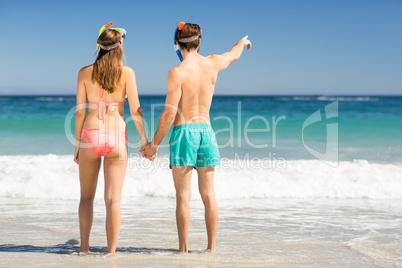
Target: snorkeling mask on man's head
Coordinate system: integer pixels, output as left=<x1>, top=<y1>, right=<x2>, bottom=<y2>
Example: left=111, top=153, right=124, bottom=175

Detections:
left=173, top=22, right=202, bottom=62
left=97, top=22, right=127, bottom=51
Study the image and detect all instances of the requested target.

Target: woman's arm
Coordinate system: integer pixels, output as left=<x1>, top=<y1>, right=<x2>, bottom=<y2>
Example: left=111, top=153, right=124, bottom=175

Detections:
left=125, top=67, right=148, bottom=148
left=74, top=68, right=87, bottom=164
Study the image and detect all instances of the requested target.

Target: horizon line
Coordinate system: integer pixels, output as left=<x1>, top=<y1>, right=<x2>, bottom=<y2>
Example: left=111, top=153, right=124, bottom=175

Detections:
left=1, top=94, right=402, bottom=97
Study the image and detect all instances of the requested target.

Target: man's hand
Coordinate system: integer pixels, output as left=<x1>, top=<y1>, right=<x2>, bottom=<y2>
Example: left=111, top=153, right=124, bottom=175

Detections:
left=241, top=35, right=252, bottom=50
left=140, top=142, right=158, bottom=161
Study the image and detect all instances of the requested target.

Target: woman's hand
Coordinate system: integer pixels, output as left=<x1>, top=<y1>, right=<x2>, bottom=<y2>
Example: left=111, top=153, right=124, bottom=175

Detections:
left=74, top=146, right=80, bottom=164
left=140, top=142, right=157, bottom=161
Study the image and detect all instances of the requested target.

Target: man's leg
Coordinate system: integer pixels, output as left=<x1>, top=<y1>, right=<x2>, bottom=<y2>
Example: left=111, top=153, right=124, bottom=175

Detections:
left=197, top=166, right=218, bottom=252
left=172, top=166, right=193, bottom=253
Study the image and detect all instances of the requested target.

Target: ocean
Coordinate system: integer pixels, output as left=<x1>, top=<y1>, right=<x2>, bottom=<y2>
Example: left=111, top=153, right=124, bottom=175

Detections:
left=1, top=95, right=401, bottom=161
left=0, top=95, right=401, bottom=267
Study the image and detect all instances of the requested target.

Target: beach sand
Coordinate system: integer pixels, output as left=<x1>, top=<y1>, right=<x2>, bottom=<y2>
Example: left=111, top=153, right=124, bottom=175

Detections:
left=1, top=197, right=401, bottom=267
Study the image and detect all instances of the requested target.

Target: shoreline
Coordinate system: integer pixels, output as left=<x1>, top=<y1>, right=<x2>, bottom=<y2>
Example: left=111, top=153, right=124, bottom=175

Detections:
left=1, top=153, right=402, bottom=164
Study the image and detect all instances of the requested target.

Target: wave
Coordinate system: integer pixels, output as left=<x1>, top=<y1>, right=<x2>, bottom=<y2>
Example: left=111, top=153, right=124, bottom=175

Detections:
left=34, top=97, right=75, bottom=101
left=0, top=155, right=401, bottom=200
left=278, top=96, right=379, bottom=102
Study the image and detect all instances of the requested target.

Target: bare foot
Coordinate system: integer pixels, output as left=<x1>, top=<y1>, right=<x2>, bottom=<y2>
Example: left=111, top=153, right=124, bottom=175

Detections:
left=80, top=246, right=89, bottom=253
left=104, top=252, right=115, bottom=258
left=176, top=249, right=189, bottom=254
left=205, top=248, right=215, bottom=253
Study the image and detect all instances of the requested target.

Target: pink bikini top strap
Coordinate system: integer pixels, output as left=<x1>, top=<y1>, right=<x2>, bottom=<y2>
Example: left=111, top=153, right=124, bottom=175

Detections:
left=88, top=86, right=126, bottom=122
left=88, top=100, right=125, bottom=121
left=99, top=86, right=104, bottom=99
left=88, top=101, right=125, bottom=107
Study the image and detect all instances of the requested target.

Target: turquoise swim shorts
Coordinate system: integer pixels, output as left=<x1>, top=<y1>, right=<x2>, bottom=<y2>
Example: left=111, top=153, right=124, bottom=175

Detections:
left=169, top=124, right=220, bottom=168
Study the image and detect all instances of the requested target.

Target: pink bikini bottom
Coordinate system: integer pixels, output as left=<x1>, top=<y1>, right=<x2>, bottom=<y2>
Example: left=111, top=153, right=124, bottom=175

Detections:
left=81, top=128, right=128, bottom=157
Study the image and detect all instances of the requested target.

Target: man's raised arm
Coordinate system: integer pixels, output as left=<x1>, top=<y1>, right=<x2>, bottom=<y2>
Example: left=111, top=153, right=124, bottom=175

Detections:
left=210, top=35, right=252, bottom=72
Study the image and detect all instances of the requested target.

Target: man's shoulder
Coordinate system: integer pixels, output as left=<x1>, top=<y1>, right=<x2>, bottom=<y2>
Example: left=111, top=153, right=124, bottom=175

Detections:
left=206, top=54, right=223, bottom=61
left=168, top=66, right=181, bottom=76
left=167, top=67, right=183, bottom=87
left=205, top=54, right=224, bottom=70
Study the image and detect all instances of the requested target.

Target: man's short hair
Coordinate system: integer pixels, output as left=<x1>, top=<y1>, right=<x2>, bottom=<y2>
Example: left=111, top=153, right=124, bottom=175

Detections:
left=175, top=23, right=202, bottom=52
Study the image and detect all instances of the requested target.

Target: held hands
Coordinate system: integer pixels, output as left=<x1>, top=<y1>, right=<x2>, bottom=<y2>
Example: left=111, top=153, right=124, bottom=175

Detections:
left=242, top=35, right=252, bottom=50
left=140, top=142, right=158, bottom=161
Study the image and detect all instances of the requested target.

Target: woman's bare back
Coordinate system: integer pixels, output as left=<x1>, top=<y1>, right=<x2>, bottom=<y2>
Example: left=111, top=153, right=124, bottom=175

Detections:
left=80, top=65, right=130, bottom=131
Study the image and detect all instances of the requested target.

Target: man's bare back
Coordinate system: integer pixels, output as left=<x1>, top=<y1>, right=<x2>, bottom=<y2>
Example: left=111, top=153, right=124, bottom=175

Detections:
left=171, top=53, right=217, bottom=126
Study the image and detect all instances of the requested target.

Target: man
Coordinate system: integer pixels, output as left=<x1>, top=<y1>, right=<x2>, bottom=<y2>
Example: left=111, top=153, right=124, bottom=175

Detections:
left=141, top=22, right=251, bottom=253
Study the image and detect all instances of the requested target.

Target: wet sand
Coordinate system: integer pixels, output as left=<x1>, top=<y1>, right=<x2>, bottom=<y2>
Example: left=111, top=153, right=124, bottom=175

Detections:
left=1, top=197, right=401, bottom=267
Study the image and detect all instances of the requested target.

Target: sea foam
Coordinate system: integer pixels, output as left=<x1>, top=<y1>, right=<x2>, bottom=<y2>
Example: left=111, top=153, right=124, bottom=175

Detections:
left=278, top=96, right=379, bottom=102
left=0, top=155, right=401, bottom=200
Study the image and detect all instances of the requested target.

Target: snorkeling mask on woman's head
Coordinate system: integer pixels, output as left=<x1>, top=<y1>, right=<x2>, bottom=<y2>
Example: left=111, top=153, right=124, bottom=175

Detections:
left=97, top=22, right=127, bottom=51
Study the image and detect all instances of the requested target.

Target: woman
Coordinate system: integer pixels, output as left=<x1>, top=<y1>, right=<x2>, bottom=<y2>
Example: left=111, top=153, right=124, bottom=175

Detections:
left=74, top=22, right=148, bottom=255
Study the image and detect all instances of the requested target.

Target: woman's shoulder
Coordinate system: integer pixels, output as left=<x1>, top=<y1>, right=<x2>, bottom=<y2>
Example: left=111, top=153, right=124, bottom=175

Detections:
left=78, top=64, right=93, bottom=75
left=122, top=66, right=135, bottom=74
left=121, top=66, right=136, bottom=81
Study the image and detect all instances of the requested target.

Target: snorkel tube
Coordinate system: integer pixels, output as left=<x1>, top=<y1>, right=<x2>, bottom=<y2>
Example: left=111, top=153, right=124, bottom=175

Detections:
left=173, top=22, right=185, bottom=62
left=97, top=22, right=114, bottom=45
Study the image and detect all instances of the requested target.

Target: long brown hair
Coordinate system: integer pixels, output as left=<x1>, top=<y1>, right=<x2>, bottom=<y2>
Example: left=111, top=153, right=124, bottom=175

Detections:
left=91, top=29, right=124, bottom=93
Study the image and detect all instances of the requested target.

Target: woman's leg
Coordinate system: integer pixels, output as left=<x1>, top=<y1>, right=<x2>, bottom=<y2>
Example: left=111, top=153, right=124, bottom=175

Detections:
left=78, top=146, right=101, bottom=253
left=103, top=144, right=127, bottom=254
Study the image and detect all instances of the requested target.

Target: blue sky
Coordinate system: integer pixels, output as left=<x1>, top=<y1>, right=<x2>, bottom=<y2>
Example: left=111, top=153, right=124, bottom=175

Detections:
left=0, top=0, right=401, bottom=95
